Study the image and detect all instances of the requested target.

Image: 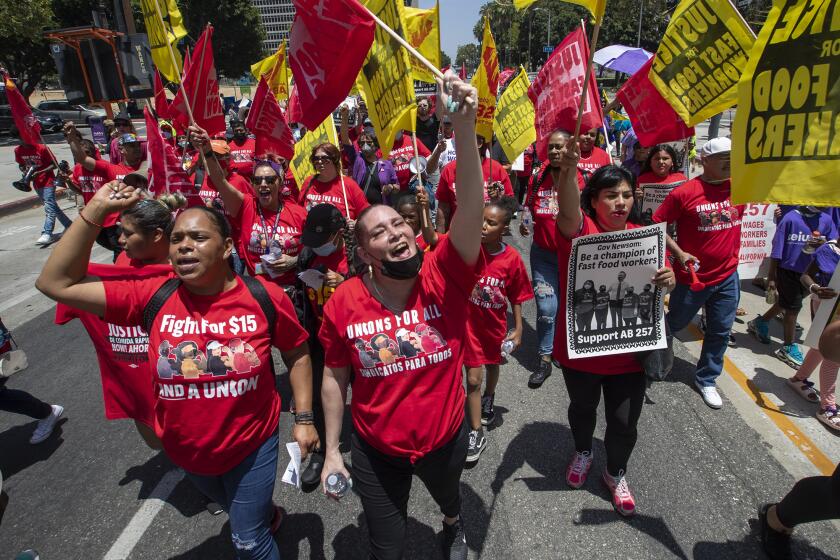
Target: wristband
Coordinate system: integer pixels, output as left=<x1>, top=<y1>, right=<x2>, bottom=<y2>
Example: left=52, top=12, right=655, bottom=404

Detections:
left=294, top=410, right=314, bottom=425
left=79, top=210, right=103, bottom=228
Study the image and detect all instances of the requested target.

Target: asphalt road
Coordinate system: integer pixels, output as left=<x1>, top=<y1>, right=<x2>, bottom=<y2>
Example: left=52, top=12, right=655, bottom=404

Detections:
left=0, top=197, right=838, bottom=559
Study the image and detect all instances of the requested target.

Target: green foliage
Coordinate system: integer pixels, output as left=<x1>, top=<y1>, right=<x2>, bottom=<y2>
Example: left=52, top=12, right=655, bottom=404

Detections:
left=0, top=0, right=56, bottom=98
left=455, top=43, right=481, bottom=73
left=440, top=51, right=452, bottom=68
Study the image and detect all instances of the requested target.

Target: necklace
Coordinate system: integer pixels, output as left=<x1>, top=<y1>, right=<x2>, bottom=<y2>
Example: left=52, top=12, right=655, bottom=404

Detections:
left=368, top=271, right=402, bottom=313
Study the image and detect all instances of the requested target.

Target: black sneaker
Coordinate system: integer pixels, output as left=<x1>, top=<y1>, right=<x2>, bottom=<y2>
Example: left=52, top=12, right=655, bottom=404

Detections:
left=441, top=517, right=468, bottom=560
left=466, top=428, right=487, bottom=463
left=301, top=450, right=325, bottom=487
left=481, top=394, right=495, bottom=426
left=528, top=359, right=552, bottom=388
left=758, top=504, right=792, bottom=560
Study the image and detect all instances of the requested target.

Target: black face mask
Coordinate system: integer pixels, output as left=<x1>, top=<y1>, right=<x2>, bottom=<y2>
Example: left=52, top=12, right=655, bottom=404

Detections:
left=233, top=132, right=246, bottom=142
left=378, top=250, right=424, bottom=280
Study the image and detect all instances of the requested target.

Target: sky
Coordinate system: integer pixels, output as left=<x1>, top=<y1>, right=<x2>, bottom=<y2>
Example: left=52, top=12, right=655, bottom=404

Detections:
left=417, top=0, right=484, bottom=63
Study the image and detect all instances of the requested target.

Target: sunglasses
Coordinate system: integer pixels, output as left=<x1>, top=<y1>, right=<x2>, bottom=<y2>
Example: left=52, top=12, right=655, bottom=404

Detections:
left=310, top=155, right=332, bottom=164
left=251, top=176, right=277, bottom=186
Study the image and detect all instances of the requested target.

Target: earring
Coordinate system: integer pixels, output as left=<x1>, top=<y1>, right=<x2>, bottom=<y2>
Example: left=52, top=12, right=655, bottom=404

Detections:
left=368, top=264, right=373, bottom=277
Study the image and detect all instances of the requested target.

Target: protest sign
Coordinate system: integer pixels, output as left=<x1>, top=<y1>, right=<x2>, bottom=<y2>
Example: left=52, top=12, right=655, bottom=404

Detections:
left=403, top=2, right=441, bottom=84
left=805, top=266, right=840, bottom=350
left=731, top=0, right=839, bottom=206
left=648, top=0, right=754, bottom=126
left=472, top=18, right=500, bottom=141
left=290, top=115, right=338, bottom=192
left=566, top=223, right=667, bottom=359
left=737, top=203, right=776, bottom=280
left=139, top=0, right=186, bottom=83
left=493, top=67, right=536, bottom=163
left=640, top=180, right=685, bottom=221
left=357, top=0, right=416, bottom=155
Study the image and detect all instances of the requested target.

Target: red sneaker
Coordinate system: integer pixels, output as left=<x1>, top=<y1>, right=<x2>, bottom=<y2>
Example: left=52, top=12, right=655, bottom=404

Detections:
left=565, top=451, right=593, bottom=489
left=602, top=469, right=636, bottom=517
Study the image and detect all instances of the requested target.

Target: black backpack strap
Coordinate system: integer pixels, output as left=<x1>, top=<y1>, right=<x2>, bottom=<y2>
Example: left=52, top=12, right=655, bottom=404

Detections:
left=240, top=276, right=277, bottom=340
left=143, top=278, right=181, bottom=333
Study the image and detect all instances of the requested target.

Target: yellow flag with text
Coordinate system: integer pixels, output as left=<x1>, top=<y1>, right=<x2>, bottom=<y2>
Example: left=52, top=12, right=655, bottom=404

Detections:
left=403, top=2, right=441, bottom=84
left=731, top=0, right=838, bottom=205
left=493, top=67, right=536, bottom=162
left=291, top=115, right=339, bottom=194
left=513, top=0, right=604, bottom=25
left=471, top=18, right=499, bottom=142
left=251, top=42, right=291, bottom=101
left=358, top=0, right=416, bottom=155
left=139, top=0, right=187, bottom=83
left=648, top=0, right=754, bottom=126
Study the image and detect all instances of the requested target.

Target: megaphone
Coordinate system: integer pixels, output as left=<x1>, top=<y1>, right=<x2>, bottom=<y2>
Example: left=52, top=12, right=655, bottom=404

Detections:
left=408, top=156, right=427, bottom=175
left=13, top=166, right=35, bottom=192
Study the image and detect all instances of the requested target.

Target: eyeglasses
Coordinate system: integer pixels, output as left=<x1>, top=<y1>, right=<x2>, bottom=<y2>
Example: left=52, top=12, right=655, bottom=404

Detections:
left=251, top=176, right=277, bottom=186
left=310, top=155, right=332, bottom=164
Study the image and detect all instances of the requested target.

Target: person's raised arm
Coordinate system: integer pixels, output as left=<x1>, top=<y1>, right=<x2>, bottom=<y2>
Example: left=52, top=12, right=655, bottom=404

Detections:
left=427, top=136, right=444, bottom=173
left=320, top=364, right=351, bottom=494
left=36, top=182, right=143, bottom=315
left=554, top=142, right=583, bottom=239
left=415, top=187, right=439, bottom=248
left=188, top=124, right=244, bottom=217
left=439, top=72, right=481, bottom=266
left=339, top=104, right=351, bottom=146
left=63, top=122, right=96, bottom=171
left=282, top=341, right=319, bottom=460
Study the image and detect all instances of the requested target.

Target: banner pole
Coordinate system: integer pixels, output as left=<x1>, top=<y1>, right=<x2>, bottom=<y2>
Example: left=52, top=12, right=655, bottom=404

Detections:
left=572, top=22, right=601, bottom=140
left=363, top=5, right=446, bottom=81
left=410, top=130, right=430, bottom=230
left=151, top=0, right=196, bottom=125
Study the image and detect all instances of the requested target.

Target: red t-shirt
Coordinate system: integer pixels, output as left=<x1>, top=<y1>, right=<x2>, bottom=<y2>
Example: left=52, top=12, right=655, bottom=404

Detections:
left=228, top=137, right=256, bottom=178
left=73, top=162, right=119, bottom=228
left=464, top=244, right=533, bottom=367
left=577, top=147, right=612, bottom=183
left=197, top=171, right=251, bottom=205
left=389, top=134, right=431, bottom=190
left=283, top=169, right=300, bottom=205
left=637, top=171, right=688, bottom=186
left=14, top=144, right=56, bottom=189
left=415, top=232, right=428, bottom=252
left=436, top=158, right=514, bottom=228
left=103, top=275, right=308, bottom=475
left=304, top=249, right=350, bottom=325
left=652, top=178, right=743, bottom=286
left=319, top=237, right=482, bottom=461
left=231, top=194, right=306, bottom=286
left=553, top=215, right=644, bottom=375
left=55, top=262, right=171, bottom=426
left=299, top=175, right=370, bottom=218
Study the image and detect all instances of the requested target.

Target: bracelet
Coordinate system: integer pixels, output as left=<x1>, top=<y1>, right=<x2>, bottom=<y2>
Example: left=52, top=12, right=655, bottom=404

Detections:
left=809, top=283, right=819, bottom=294
left=79, top=210, right=103, bottom=228
left=294, top=410, right=314, bottom=425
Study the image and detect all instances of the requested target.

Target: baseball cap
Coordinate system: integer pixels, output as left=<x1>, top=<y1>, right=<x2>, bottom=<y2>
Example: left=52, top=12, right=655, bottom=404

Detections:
left=210, top=139, right=230, bottom=156
left=114, top=112, right=131, bottom=124
left=700, top=137, right=731, bottom=156
left=118, top=133, right=139, bottom=146
left=301, top=204, right=346, bottom=248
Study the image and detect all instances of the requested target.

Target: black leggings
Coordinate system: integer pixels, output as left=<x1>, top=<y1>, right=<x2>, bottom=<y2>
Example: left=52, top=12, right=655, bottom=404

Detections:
left=351, top=420, right=468, bottom=560
left=777, top=463, right=840, bottom=528
left=562, top=367, right=646, bottom=475
left=0, top=379, right=51, bottom=419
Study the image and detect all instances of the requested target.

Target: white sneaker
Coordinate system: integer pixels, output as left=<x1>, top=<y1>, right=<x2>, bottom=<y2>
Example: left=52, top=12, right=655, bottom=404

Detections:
left=29, top=404, right=64, bottom=444
left=695, top=381, right=722, bottom=409
left=35, top=234, right=52, bottom=245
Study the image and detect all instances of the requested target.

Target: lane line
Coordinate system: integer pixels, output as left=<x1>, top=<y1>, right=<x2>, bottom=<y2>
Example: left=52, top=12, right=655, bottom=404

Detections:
left=102, top=468, right=185, bottom=560
left=686, top=323, right=835, bottom=476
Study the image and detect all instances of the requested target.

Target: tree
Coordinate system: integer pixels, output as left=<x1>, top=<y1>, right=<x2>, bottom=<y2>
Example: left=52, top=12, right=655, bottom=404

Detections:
left=0, top=0, right=56, bottom=99
left=455, top=43, right=480, bottom=75
left=440, top=51, right=451, bottom=68
left=183, top=0, right=266, bottom=79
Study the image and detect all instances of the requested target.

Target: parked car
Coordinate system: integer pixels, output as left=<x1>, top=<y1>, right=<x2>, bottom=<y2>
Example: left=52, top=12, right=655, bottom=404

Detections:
left=0, top=105, right=64, bottom=136
left=36, top=100, right=106, bottom=126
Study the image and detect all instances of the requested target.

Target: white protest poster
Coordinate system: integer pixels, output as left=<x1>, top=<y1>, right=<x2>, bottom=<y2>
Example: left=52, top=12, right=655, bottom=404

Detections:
left=566, top=223, right=667, bottom=359
left=804, top=266, right=840, bottom=349
left=737, top=203, right=777, bottom=280
left=281, top=442, right=302, bottom=489
left=640, top=181, right=684, bottom=221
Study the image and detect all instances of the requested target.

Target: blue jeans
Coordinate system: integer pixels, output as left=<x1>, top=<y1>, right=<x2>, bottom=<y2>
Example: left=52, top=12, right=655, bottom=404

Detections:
left=185, top=432, right=280, bottom=560
left=667, top=271, right=740, bottom=387
left=530, top=243, right=559, bottom=356
left=36, top=185, right=72, bottom=235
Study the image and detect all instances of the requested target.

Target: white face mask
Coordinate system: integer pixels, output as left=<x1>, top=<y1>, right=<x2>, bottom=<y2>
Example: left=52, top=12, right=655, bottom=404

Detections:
left=313, top=240, right=338, bottom=256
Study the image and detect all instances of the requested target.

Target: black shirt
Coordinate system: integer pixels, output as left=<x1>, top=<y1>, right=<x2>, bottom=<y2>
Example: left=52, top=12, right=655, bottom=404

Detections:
left=415, top=114, right=440, bottom=152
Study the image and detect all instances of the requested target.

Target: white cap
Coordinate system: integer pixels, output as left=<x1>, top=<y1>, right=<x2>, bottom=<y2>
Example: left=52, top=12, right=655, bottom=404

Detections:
left=395, top=328, right=408, bottom=338
left=700, top=137, right=731, bottom=156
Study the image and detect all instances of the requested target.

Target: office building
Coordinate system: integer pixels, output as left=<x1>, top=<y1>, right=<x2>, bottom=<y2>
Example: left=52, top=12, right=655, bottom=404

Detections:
left=251, top=0, right=295, bottom=53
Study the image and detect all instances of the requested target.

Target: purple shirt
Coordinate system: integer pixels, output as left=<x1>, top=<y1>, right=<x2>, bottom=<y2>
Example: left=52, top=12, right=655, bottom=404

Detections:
left=771, top=209, right=837, bottom=273
left=813, top=242, right=839, bottom=286
left=342, top=143, right=398, bottom=204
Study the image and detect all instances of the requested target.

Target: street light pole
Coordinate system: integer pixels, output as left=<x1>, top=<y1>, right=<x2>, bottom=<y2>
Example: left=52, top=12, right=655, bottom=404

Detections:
left=527, top=15, right=533, bottom=71
left=637, top=0, right=644, bottom=47
left=547, top=11, right=551, bottom=48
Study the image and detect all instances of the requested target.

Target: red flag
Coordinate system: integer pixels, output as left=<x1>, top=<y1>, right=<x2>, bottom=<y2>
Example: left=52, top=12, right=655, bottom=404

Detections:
left=459, top=62, right=467, bottom=80
left=182, top=46, right=192, bottom=80
left=2, top=71, right=41, bottom=145
left=288, top=0, right=375, bottom=129
left=287, top=85, right=300, bottom=124
left=528, top=27, right=604, bottom=157
left=144, top=107, right=194, bottom=198
left=498, top=67, right=516, bottom=88
left=153, top=71, right=170, bottom=121
left=170, top=26, right=225, bottom=135
left=246, top=78, right=295, bottom=160
left=616, top=56, right=694, bottom=147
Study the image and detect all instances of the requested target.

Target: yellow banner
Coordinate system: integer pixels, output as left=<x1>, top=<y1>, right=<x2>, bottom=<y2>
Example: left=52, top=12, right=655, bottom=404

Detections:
left=648, top=0, right=754, bottom=126
left=251, top=41, right=290, bottom=101
left=731, top=1, right=838, bottom=205
left=471, top=18, right=499, bottom=142
left=290, top=115, right=339, bottom=193
left=514, top=0, right=604, bottom=24
left=139, top=0, right=187, bottom=84
left=358, top=0, right=416, bottom=155
left=403, top=2, right=441, bottom=84
left=493, top=67, right=536, bottom=162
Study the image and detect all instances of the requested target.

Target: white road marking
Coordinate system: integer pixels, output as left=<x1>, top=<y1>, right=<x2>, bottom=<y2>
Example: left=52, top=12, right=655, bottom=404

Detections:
left=0, top=225, right=36, bottom=239
left=102, top=468, right=185, bottom=560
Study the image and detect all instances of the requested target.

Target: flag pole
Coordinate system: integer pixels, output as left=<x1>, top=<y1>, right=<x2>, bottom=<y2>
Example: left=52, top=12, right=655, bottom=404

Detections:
left=362, top=6, right=445, bottom=81
left=572, top=21, right=602, bottom=140
left=410, top=130, right=430, bottom=229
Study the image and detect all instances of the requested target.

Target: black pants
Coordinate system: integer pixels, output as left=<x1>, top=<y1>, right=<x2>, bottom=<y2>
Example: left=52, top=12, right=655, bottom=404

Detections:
left=609, top=300, right=622, bottom=327
left=562, top=367, right=646, bottom=475
left=777, top=463, right=840, bottom=528
left=351, top=420, right=468, bottom=560
left=0, top=379, right=51, bottom=419
left=576, top=310, right=594, bottom=332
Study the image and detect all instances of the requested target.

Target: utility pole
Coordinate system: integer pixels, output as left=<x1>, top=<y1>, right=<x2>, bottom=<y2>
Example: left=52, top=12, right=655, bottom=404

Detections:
left=637, top=0, right=644, bottom=47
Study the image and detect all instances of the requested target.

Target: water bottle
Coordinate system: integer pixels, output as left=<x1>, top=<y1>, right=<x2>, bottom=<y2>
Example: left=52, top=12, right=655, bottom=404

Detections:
left=325, top=472, right=351, bottom=499
left=520, top=207, right=533, bottom=229
left=500, top=330, right=515, bottom=358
